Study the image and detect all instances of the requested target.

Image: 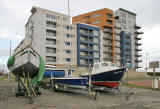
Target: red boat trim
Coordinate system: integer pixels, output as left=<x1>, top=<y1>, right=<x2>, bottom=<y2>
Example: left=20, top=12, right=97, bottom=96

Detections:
left=91, top=81, right=120, bottom=88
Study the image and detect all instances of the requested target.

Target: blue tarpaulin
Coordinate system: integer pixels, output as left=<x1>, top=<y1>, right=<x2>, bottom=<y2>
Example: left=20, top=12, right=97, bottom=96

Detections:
left=43, top=70, right=65, bottom=78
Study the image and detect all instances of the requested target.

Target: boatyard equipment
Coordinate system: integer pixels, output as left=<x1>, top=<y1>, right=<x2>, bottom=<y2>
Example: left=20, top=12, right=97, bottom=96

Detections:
left=7, top=46, right=45, bottom=103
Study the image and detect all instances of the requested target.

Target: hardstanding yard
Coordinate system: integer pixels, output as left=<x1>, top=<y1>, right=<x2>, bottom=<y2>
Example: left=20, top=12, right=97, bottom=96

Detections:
left=0, top=80, right=160, bottom=109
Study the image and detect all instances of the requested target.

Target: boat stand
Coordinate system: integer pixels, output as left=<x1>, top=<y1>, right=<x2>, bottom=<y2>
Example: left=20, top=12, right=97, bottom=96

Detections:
left=15, top=72, right=41, bottom=104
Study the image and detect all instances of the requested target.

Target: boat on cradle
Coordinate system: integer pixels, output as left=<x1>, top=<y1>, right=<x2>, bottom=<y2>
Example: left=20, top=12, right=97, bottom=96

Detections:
left=82, top=62, right=126, bottom=88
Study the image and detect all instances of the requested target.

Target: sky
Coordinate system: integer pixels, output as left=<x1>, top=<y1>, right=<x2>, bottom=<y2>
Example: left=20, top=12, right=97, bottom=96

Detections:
left=0, top=0, right=160, bottom=70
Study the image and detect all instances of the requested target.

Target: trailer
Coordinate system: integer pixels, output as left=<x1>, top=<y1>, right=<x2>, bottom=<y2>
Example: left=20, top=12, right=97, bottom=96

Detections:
left=50, top=75, right=97, bottom=100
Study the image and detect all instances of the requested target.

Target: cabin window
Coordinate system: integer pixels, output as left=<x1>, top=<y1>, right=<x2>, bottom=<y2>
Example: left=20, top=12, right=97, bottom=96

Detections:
left=94, top=64, right=99, bottom=69
left=101, top=63, right=109, bottom=67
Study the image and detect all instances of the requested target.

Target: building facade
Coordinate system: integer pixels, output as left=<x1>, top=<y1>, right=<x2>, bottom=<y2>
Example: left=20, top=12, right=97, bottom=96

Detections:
left=76, top=23, right=100, bottom=67
left=72, top=8, right=115, bottom=62
left=25, top=6, right=77, bottom=68
left=120, top=31, right=132, bottom=67
left=114, top=8, right=143, bottom=70
left=113, top=16, right=121, bottom=66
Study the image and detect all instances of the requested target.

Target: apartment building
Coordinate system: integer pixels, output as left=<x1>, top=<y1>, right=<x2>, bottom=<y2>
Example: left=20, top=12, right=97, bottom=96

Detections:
left=25, top=6, right=77, bottom=68
left=72, top=8, right=115, bottom=62
left=76, top=23, right=100, bottom=71
left=114, top=8, right=143, bottom=70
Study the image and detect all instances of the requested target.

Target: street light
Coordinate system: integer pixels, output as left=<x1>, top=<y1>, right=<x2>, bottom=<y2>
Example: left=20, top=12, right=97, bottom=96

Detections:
left=145, top=53, right=148, bottom=72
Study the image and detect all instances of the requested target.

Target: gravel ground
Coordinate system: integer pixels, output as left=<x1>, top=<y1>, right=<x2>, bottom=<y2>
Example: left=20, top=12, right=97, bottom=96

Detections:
left=0, top=81, right=160, bottom=109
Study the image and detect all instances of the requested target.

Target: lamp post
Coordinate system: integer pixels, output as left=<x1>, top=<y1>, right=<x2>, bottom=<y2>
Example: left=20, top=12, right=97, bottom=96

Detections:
left=145, top=53, right=148, bottom=73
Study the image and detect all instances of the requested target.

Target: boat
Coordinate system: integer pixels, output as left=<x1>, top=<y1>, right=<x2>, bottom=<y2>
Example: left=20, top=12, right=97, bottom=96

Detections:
left=7, top=38, right=44, bottom=78
left=82, top=62, right=126, bottom=88
left=51, top=77, right=87, bottom=89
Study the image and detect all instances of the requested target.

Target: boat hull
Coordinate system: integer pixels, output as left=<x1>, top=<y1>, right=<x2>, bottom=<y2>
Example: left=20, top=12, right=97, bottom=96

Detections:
left=12, top=46, right=40, bottom=78
left=52, top=78, right=87, bottom=88
left=83, top=68, right=126, bottom=88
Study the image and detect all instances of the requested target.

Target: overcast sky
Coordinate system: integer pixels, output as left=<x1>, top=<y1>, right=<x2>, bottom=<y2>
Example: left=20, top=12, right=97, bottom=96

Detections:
left=0, top=0, right=160, bottom=69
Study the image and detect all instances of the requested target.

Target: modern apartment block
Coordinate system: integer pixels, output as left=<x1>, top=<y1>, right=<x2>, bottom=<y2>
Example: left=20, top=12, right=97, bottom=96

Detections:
left=72, top=8, right=115, bottom=62
left=114, top=8, right=143, bottom=70
left=76, top=23, right=100, bottom=68
left=25, top=6, right=77, bottom=68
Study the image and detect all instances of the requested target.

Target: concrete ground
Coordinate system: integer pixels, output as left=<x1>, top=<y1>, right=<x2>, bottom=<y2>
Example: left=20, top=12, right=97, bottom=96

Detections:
left=0, top=81, right=160, bottom=109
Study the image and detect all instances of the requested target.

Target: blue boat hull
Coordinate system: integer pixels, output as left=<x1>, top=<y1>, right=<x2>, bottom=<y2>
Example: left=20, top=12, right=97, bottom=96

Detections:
left=52, top=78, right=87, bottom=87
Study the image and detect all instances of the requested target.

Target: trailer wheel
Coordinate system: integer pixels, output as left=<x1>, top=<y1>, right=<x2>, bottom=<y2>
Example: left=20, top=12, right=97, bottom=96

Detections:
left=53, top=84, right=59, bottom=92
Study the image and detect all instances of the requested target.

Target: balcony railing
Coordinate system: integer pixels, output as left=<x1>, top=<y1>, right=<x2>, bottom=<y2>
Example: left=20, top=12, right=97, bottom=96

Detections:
left=103, top=36, right=112, bottom=40
left=103, top=29, right=113, bottom=33
left=103, top=42, right=112, bottom=46
left=135, top=24, right=141, bottom=29
left=80, top=54, right=88, bottom=57
left=135, top=59, right=142, bottom=62
left=135, top=42, right=142, bottom=46
left=103, top=49, right=112, bottom=53
left=135, top=36, right=141, bottom=40
left=135, top=30, right=144, bottom=34
left=47, top=24, right=57, bottom=28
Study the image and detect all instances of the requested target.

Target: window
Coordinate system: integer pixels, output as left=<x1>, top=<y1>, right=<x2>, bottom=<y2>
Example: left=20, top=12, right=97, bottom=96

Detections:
left=92, top=20, right=100, bottom=24
left=92, top=14, right=100, bottom=18
left=66, top=50, right=71, bottom=54
left=46, top=56, right=56, bottom=62
left=66, top=58, right=71, bottom=62
left=66, top=34, right=70, bottom=37
left=65, top=42, right=71, bottom=46
left=67, top=26, right=70, bottom=29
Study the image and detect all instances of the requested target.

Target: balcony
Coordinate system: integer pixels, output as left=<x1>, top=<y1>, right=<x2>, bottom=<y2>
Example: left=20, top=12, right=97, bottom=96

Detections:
left=135, top=36, right=141, bottom=40
left=135, top=30, right=144, bottom=35
left=135, top=59, right=142, bottom=63
left=103, top=29, right=113, bottom=33
left=135, top=54, right=142, bottom=57
left=80, top=54, right=88, bottom=57
left=135, top=42, right=142, bottom=46
left=103, top=42, right=112, bottom=46
left=80, top=38, right=88, bottom=42
left=135, top=24, right=141, bottom=29
left=103, top=35, right=112, bottom=40
left=103, top=49, right=112, bottom=53
left=135, top=48, right=142, bottom=51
